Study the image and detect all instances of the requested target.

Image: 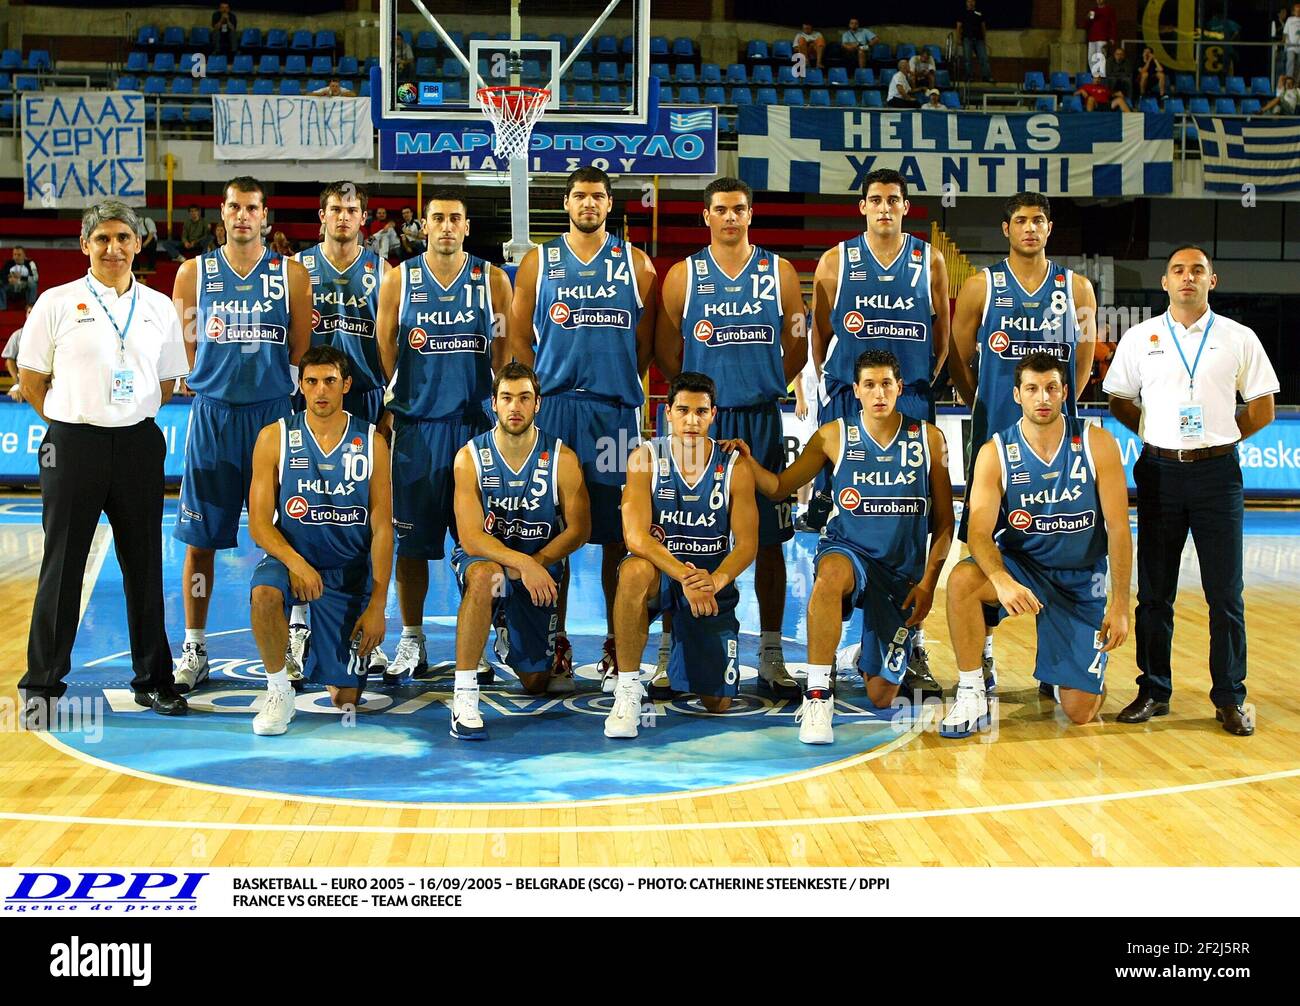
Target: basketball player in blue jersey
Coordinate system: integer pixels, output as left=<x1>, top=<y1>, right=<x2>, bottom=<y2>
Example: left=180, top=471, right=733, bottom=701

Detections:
left=508, top=167, right=659, bottom=692
left=446, top=362, right=592, bottom=740
left=654, top=177, right=806, bottom=701
left=808, top=169, right=951, bottom=698
left=942, top=351, right=1130, bottom=738
left=172, top=176, right=313, bottom=692
left=726, top=349, right=954, bottom=745
left=606, top=372, right=758, bottom=739
left=285, top=181, right=392, bottom=685
left=948, top=191, right=1097, bottom=688
left=376, top=190, right=513, bottom=685
left=246, top=345, right=392, bottom=736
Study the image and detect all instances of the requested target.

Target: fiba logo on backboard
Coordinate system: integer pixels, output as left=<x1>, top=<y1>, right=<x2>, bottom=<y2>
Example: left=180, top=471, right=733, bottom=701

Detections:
left=693, top=319, right=713, bottom=341
left=549, top=302, right=571, bottom=325
left=285, top=495, right=310, bottom=520
left=1008, top=508, right=1033, bottom=530
left=408, top=327, right=428, bottom=350
left=844, top=311, right=865, bottom=335
left=989, top=330, right=1011, bottom=353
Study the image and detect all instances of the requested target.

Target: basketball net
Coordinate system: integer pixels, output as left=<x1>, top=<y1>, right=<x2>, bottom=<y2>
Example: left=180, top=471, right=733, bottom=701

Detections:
left=477, top=85, right=550, bottom=160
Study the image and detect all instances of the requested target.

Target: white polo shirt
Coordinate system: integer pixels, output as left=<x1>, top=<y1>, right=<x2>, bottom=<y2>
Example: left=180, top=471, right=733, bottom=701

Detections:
left=17, top=271, right=189, bottom=427
left=1103, top=306, right=1279, bottom=450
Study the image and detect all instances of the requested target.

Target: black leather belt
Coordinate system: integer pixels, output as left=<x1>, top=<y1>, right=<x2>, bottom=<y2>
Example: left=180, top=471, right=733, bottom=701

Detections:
left=1143, top=443, right=1237, bottom=463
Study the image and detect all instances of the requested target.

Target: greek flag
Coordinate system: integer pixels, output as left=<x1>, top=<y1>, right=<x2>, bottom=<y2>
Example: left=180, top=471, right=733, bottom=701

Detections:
left=670, top=110, right=713, bottom=133
left=1195, top=115, right=1300, bottom=194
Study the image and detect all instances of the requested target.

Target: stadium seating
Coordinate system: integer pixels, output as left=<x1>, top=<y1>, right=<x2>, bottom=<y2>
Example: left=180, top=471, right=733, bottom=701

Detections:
left=1035, top=96, right=1055, bottom=112
left=676, top=64, right=697, bottom=84
left=14, top=75, right=38, bottom=92
left=135, top=26, right=159, bottom=48
left=773, top=41, right=793, bottom=62
left=596, top=34, right=618, bottom=56
left=746, top=41, right=769, bottom=61
left=207, top=54, right=228, bottom=75
left=1024, top=71, right=1045, bottom=92
left=730, top=87, right=753, bottom=105
left=198, top=77, right=220, bottom=96
left=1214, top=97, right=1236, bottom=114
left=752, top=65, right=774, bottom=85
left=835, top=88, right=856, bottom=107
left=1164, top=97, right=1185, bottom=115
left=1050, top=71, right=1072, bottom=93
left=1226, top=76, right=1246, bottom=96
left=678, top=86, right=701, bottom=104
left=1241, top=98, right=1262, bottom=114
left=252, top=78, right=275, bottom=96
left=806, top=68, right=824, bottom=86
left=940, top=90, right=960, bottom=109
left=314, top=31, right=336, bottom=55
left=310, top=55, right=332, bottom=77
left=1201, top=76, right=1222, bottom=96
left=897, top=44, right=917, bottom=61
left=152, top=53, right=175, bottom=73
left=290, top=30, right=313, bottom=52
left=854, top=68, right=876, bottom=86
left=172, top=78, right=193, bottom=96
left=755, top=87, right=778, bottom=105
left=266, top=29, right=288, bottom=53
left=1251, top=76, right=1273, bottom=96
left=124, top=51, right=148, bottom=74
left=703, top=85, right=726, bottom=104
left=726, top=63, right=747, bottom=84
left=1062, top=95, right=1084, bottom=112
left=337, top=55, right=359, bottom=77
left=777, top=65, right=798, bottom=86
left=161, top=27, right=185, bottom=51
left=115, top=75, right=139, bottom=91
left=829, top=67, right=850, bottom=87
left=1188, top=97, right=1211, bottom=114
left=190, top=27, right=211, bottom=50
left=1139, top=97, right=1160, bottom=114
left=809, top=88, right=831, bottom=107
left=257, top=55, right=281, bottom=76
left=284, top=54, right=307, bottom=75
left=781, top=88, right=805, bottom=106
left=672, top=38, right=695, bottom=58
left=701, top=63, right=722, bottom=84
left=231, top=54, right=253, bottom=75
left=650, top=36, right=669, bottom=57
left=239, top=28, right=261, bottom=51
left=225, top=78, right=248, bottom=95
left=861, top=89, right=883, bottom=108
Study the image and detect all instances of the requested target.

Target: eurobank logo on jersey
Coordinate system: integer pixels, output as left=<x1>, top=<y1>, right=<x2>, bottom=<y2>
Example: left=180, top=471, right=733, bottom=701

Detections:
left=4, top=870, right=206, bottom=913
left=548, top=302, right=632, bottom=330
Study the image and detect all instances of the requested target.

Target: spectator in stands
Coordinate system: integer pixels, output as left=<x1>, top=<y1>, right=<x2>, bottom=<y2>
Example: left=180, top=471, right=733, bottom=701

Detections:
left=1204, top=5, right=1241, bottom=74
left=1263, top=74, right=1299, bottom=113
left=1087, top=1, right=1117, bottom=78
left=312, top=78, right=357, bottom=98
left=794, top=24, right=827, bottom=71
left=910, top=47, right=938, bottom=89
left=212, top=223, right=227, bottom=247
left=841, top=19, right=877, bottom=69
left=887, top=59, right=922, bottom=107
left=1075, top=78, right=1131, bottom=112
left=270, top=231, right=295, bottom=257
left=1107, top=45, right=1133, bottom=99
left=3, top=306, right=30, bottom=402
left=395, top=33, right=415, bottom=80
left=5, top=247, right=38, bottom=310
left=212, top=3, right=238, bottom=57
left=158, top=205, right=212, bottom=261
left=137, top=213, right=158, bottom=271
left=1137, top=46, right=1167, bottom=97
left=368, top=207, right=401, bottom=260
left=957, top=1, right=993, bottom=82
left=1285, top=4, right=1300, bottom=80
left=922, top=87, right=951, bottom=111
left=399, top=207, right=426, bottom=258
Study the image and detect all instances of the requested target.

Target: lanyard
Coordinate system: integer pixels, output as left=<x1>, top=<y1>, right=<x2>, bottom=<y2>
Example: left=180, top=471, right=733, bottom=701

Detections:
left=1164, top=309, right=1213, bottom=395
left=86, top=277, right=137, bottom=362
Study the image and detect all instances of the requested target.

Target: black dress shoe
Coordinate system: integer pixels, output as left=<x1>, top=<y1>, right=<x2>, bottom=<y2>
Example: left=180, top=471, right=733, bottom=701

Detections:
left=1216, top=704, right=1254, bottom=736
left=134, top=690, right=189, bottom=716
left=1116, top=694, right=1170, bottom=723
left=21, top=696, right=53, bottom=731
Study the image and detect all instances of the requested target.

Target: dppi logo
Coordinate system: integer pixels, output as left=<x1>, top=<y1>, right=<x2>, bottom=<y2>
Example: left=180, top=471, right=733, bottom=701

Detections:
left=206, top=316, right=224, bottom=340
left=1008, top=508, right=1033, bottom=530
left=693, top=319, right=713, bottom=342
left=408, top=327, right=428, bottom=350
left=7, top=871, right=207, bottom=913
left=838, top=486, right=862, bottom=510
left=549, top=302, right=571, bottom=325
left=285, top=495, right=310, bottom=520
left=311, top=308, right=322, bottom=330
left=989, top=330, right=1011, bottom=353
left=843, top=311, right=866, bottom=335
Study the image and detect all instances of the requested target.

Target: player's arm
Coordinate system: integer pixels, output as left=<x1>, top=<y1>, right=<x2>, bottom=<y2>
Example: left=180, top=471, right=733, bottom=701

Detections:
left=653, top=259, right=687, bottom=379
left=352, top=432, right=393, bottom=658
left=621, top=445, right=695, bottom=583
left=928, top=246, right=951, bottom=380
left=247, top=424, right=323, bottom=602
left=968, top=441, right=1041, bottom=616
left=810, top=246, right=838, bottom=374
left=285, top=258, right=313, bottom=367
left=1072, top=273, right=1097, bottom=400
left=712, top=460, right=757, bottom=592
left=1089, top=425, right=1131, bottom=653
left=375, top=262, right=402, bottom=383
left=533, top=444, right=592, bottom=567
left=488, top=264, right=514, bottom=374
left=722, top=421, right=838, bottom=499
left=778, top=257, right=808, bottom=384
left=507, top=248, right=538, bottom=367
left=632, top=247, right=659, bottom=377
left=902, top=423, right=956, bottom=625
left=947, top=272, right=984, bottom=406
left=172, top=257, right=199, bottom=372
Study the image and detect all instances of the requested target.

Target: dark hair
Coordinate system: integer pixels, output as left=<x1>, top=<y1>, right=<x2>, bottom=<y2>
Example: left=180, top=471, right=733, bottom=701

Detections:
left=667, top=371, right=717, bottom=408
left=224, top=175, right=266, bottom=205
left=862, top=168, right=908, bottom=201
left=1166, top=243, right=1213, bottom=271
left=319, top=181, right=368, bottom=212
left=492, top=359, right=540, bottom=397
left=854, top=348, right=902, bottom=382
left=565, top=165, right=612, bottom=198
left=424, top=188, right=467, bottom=217
left=298, top=344, right=351, bottom=381
left=703, top=176, right=753, bottom=208
left=1014, top=350, right=1067, bottom=387
left=1003, top=191, right=1051, bottom=223
left=188, top=203, right=200, bottom=212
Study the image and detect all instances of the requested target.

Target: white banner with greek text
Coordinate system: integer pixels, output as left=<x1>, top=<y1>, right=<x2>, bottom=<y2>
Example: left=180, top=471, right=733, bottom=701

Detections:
left=212, top=95, right=373, bottom=161
left=21, top=91, right=147, bottom=209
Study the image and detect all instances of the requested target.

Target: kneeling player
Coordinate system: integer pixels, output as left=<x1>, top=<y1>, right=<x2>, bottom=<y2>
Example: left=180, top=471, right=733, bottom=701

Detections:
left=605, top=372, right=758, bottom=738
left=446, top=362, right=591, bottom=740
left=942, top=351, right=1130, bottom=737
left=728, top=349, right=953, bottom=744
left=247, top=346, right=392, bottom=735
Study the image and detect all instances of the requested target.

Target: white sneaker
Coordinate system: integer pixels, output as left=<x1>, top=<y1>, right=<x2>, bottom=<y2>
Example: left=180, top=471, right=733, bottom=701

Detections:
left=758, top=647, right=800, bottom=698
left=604, top=682, right=643, bottom=739
left=598, top=638, right=619, bottom=693
left=795, top=692, right=834, bottom=744
left=450, top=688, right=488, bottom=741
left=940, top=684, right=992, bottom=739
left=252, top=688, right=296, bottom=736
left=546, top=635, right=575, bottom=694
left=285, top=622, right=309, bottom=685
left=174, top=642, right=209, bottom=694
left=387, top=635, right=427, bottom=680
left=835, top=642, right=862, bottom=677
left=367, top=645, right=390, bottom=675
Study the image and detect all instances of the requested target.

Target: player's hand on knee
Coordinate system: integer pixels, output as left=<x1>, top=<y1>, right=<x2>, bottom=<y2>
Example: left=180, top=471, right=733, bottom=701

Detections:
left=1099, top=603, right=1130, bottom=652
left=351, top=602, right=386, bottom=659
left=289, top=560, right=324, bottom=602
left=683, top=582, right=713, bottom=618
left=995, top=577, right=1041, bottom=617
left=902, top=583, right=934, bottom=626
left=520, top=558, right=558, bottom=607
left=681, top=562, right=715, bottom=594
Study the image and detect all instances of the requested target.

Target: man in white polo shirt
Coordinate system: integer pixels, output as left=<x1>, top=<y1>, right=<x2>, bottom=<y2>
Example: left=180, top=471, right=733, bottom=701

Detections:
left=1103, top=245, right=1279, bottom=736
left=17, top=200, right=191, bottom=728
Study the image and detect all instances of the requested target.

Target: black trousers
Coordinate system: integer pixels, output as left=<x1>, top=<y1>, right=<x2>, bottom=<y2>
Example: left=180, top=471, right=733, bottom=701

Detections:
left=22, top=419, right=172, bottom=698
left=1133, top=450, right=1246, bottom=708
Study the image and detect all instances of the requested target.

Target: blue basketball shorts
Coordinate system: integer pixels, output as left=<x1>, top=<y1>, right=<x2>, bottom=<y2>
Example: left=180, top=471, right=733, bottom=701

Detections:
left=450, top=551, right=563, bottom=678
left=537, top=391, right=641, bottom=546
left=815, top=540, right=917, bottom=686
left=646, top=570, right=741, bottom=698
left=713, top=402, right=794, bottom=547
left=391, top=413, right=491, bottom=560
left=176, top=394, right=292, bottom=550
left=250, top=555, right=372, bottom=688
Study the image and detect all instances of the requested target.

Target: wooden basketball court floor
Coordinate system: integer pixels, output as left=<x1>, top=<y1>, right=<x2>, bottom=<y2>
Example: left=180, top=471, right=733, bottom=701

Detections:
left=0, top=492, right=1296, bottom=869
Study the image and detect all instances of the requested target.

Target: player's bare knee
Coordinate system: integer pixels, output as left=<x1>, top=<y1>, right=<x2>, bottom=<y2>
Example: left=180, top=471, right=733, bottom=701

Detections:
left=250, top=585, right=284, bottom=620
left=866, top=678, right=900, bottom=709
left=620, top=556, right=657, bottom=592
left=947, top=560, right=986, bottom=601
left=814, top=555, right=855, bottom=595
left=465, top=561, right=504, bottom=597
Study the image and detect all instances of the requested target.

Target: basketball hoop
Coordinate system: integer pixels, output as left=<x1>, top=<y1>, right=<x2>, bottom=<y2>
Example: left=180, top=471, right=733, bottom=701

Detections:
left=477, top=85, right=550, bottom=160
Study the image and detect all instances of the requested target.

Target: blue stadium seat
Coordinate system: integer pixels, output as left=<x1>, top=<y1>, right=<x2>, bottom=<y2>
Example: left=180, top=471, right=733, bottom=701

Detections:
left=152, top=53, right=175, bottom=73
left=1226, top=76, right=1246, bottom=96
left=650, top=36, right=669, bottom=57
left=861, top=89, right=883, bottom=108
left=726, top=63, right=747, bottom=84
left=290, top=30, right=313, bottom=51
left=703, top=85, right=726, bottom=104
left=679, top=86, right=702, bottom=104
left=0, top=101, right=14, bottom=121
left=623, top=63, right=636, bottom=82
left=835, top=88, right=856, bottom=107
left=306, top=79, right=327, bottom=94
left=257, top=55, right=281, bottom=75
left=773, top=40, right=793, bottom=62
left=897, top=44, right=917, bottom=61
left=829, top=67, right=850, bottom=87
left=731, top=87, right=753, bottom=105
left=1075, top=71, right=1093, bottom=88
left=1164, top=97, right=1185, bottom=114
left=161, top=27, right=185, bottom=49
left=806, top=68, right=824, bottom=86
left=1214, top=97, right=1236, bottom=114
left=596, top=34, right=618, bottom=56
left=265, top=29, right=288, bottom=52
left=135, top=26, right=159, bottom=48
left=778, top=65, right=798, bottom=86
left=573, top=83, right=595, bottom=103
left=14, top=75, right=40, bottom=91
left=310, top=55, right=332, bottom=76
left=746, top=41, right=769, bottom=61
left=190, top=27, right=211, bottom=50
left=171, top=77, right=194, bottom=95
left=1251, top=76, right=1272, bottom=96
left=125, top=51, right=148, bottom=73
left=1023, top=71, right=1045, bottom=92
left=441, top=58, right=464, bottom=79
left=752, top=64, right=774, bottom=85
left=189, top=104, right=212, bottom=124
left=672, top=37, right=695, bottom=57
left=225, top=78, right=247, bottom=94
left=572, top=61, right=593, bottom=81
left=1184, top=121, right=1199, bottom=143
left=1174, top=72, right=1196, bottom=94
left=160, top=104, right=184, bottom=125
left=522, top=60, right=543, bottom=82
left=1050, top=71, right=1071, bottom=92
left=603, top=61, right=624, bottom=82
left=1188, top=96, right=1211, bottom=114
left=442, top=81, right=462, bottom=101
left=701, top=63, right=722, bottom=84
left=240, top=28, right=262, bottom=51
left=808, top=88, right=831, bottom=106
left=115, top=75, right=140, bottom=91
left=207, top=54, right=228, bottom=75
left=676, top=64, right=697, bottom=84
left=598, top=84, right=621, bottom=103
left=231, top=54, right=253, bottom=75
left=935, top=68, right=951, bottom=88
left=1062, top=94, right=1083, bottom=112
left=177, top=53, right=197, bottom=75
left=925, top=45, right=943, bottom=64
left=142, top=75, right=167, bottom=95
left=1241, top=97, right=1262, bottom=114
left=337, top=56, right=359, bottom=77
left=198, top=77, right=221, bottom=96
left=285, top=54, right=308, bottom=75
left=545, top=33, right=567, bottom=54
left=854, top=68, right=876, bottom=86
left=279, top=79, right=303, bottom=96
left=415, top=32, right=438, bottom=53
left=1201, top=76, right=1222, bottom=95
left=573, top=34, right=593, bottom=56
left=0, top=49, right=20, bottom=72
left=870, top=43, right=892, bottom=63
left=314, top=31, right=336, bottom=55
left=940, top=90, right=960, bottom=109
left=1138, top=97, right=1160, bottom=114
left=755, top=86, right=778, bottom=105
left=252, top=78, right=274, bottom=95
left=1035, top=96, right=1055, bottom=111
left=781, top=88, right=805, bottom=105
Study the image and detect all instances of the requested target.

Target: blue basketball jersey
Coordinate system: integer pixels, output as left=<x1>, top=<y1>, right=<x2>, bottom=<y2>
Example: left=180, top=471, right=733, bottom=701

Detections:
left=469, top=427, right=564, bottom=558
left=993, top=416, right=1106, bottom=570
left=532, top=234, right=644, bottom=409
left=973, top=259, right=1080, bottom=441
left=825, top=232, right=934, bottom=397
left=645, top=436, right=736, bottom=575
left=190, top=247, right=294, bottom=404
left=824, top=412, right=931, bottom=584
left=388, top=253, right=494, bottom=422
left=298, top=243, right=385, bottom=394
left=680, top=246, right=786, bottom=407
left=276, top=411, right=375, bottom=571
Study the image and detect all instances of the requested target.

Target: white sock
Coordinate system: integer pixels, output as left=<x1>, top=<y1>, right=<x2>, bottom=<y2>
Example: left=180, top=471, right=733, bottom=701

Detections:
left=982, top=635, right=993, bottom=660
left=761, top=630, right=781, bottom=652
left=914, top=628, right=926, bottom=648
left=806, top=664, right=832, bottom=691
left=402, top=625, right=423, bottom=639
left=290, top=605, right=308, bottom=626
left=454, top=670, right=478, bottom=691
left=958, top=668, right=984, bottom=690
left=266, top=668, right=291, bottom=692
left=617, top=670, right=640, bottom=690
left=185, top=628, right=205, bottom=647
left=1053, top=685, right=1062, bottom=703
